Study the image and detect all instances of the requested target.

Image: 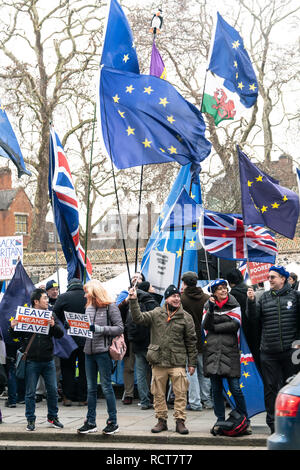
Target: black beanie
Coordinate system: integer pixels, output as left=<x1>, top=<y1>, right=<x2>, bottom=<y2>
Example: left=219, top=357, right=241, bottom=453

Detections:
left=138, top=281, right=150, bottom=292
left=164, top=284, right=180, bottom=300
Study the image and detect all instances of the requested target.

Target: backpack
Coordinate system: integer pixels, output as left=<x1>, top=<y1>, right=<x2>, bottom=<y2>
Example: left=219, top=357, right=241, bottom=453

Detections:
left=211, top=410, right=248, bottom=437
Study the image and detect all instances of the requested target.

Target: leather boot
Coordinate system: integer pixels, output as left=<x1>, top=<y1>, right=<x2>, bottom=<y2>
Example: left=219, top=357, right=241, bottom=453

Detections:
left=151, top=418, right=168, bottom=433
left=176, top=419, right=189, bottom=435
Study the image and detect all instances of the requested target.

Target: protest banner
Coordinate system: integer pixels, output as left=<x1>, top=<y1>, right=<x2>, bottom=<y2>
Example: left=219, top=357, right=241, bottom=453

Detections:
left=147, top=250, right=176, bottom=295
left=14, top=305, right=51, bottom=335
left=64, top=311, right=93, bottom=338
left=248, top=262, right=272, bottom=285
left=0, top=236, right=23, bottom=280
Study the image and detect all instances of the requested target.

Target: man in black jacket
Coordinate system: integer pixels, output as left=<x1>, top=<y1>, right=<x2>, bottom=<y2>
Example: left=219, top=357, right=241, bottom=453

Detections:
left=247, top=265, right=300, bottom=433
left=10, top=288, right=64, bottom=431
left=53, top=278, right=87, bottom=406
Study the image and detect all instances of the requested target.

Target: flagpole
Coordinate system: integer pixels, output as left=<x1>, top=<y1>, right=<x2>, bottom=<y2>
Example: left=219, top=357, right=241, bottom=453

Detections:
left=49, top=123, right=61, bottom=294
left=134, top=165, right=144, bottom=272
left=83, top=103, right=97, bottom=284
left=100, top=76, right=131, bottom=284
left=177, top=176, right=193, bottom=289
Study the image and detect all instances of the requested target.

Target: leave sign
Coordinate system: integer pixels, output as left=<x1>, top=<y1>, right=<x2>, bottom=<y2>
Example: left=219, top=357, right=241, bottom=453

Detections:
left=64, top=311, right=93, bottom=338
left=14, top=306, right=52, bottom=335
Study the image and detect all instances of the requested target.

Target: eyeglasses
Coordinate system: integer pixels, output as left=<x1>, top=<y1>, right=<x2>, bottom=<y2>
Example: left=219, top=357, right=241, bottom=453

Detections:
left=268, top=275, right=278, bottom=280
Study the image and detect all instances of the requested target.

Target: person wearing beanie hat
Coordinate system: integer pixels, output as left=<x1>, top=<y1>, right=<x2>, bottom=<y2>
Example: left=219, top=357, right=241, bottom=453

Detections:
left=180, top=272, right=212, bottom=411
left=128, top=283, right=197, bottom=435
left=46, top=280, right=59, bottom=307
left=247, top=264, right=300, bottom=434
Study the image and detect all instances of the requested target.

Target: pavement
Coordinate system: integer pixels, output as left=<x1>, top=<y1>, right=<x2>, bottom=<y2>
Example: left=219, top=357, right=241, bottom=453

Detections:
left=0, top=395, right=270, bottom=450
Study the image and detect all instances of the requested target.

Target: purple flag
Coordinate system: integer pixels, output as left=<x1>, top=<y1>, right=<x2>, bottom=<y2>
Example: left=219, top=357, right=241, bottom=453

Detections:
left=150, top=40, right=166, bottom=79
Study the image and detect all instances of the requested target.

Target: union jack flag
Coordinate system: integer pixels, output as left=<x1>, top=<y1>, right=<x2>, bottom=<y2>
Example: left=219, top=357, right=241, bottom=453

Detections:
left=198, top=209, right=277, bottom=263
left=49, top=126, right=92, bottom=282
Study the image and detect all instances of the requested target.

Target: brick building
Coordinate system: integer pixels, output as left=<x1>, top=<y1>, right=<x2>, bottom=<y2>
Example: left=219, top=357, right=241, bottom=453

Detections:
left=0, top=167, right=33, bottom=248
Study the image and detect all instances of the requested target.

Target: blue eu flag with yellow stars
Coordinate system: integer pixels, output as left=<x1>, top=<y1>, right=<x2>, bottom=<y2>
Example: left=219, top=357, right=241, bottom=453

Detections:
left=238, top=146, right=300, bottom=239
left=100, top=0, right=139, bottom=74
left=99, top=67, right=212, bottom=169
left=0, top=100, right=31, bottom=178
left=208, top=12, right=258, bottom=108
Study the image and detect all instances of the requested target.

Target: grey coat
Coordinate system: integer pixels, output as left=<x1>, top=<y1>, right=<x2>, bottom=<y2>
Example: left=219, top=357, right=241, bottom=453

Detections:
left=83, top=302, right=124, bottom=355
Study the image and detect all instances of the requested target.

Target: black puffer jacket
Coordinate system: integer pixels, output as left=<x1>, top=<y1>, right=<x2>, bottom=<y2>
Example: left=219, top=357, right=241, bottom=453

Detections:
left=246, top=282, right=300, bottom=354
left=202, top=294, right=241, bottom=378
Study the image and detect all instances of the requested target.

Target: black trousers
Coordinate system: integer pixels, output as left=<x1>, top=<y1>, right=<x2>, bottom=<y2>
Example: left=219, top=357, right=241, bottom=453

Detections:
left=60, top=347, right=87, bottom=402
left=260, top=349, right=295, bottom=429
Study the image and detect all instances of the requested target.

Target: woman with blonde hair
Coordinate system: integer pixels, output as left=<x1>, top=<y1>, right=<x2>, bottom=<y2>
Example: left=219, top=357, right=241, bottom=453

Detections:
left=77, top=279, right=123, bottom=435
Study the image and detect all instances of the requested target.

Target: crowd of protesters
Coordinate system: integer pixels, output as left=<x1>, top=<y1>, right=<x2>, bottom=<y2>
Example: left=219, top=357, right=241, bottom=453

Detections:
left=0, top=265, right=299, bottom=436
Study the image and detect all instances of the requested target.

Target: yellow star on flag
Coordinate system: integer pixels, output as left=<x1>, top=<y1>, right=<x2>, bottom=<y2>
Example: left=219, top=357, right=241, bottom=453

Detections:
left=232, top=40, right=240, bottom=49
left=249, top=83, right=257, bottom=91
left=113, top=94, right=120, bottom=103
left=167, top=115, right=175, bottom=124
left=168, top=145, right=177, bottom=154
left=118, top=110, right=125, bottom=118
left=144, top=86, right=154, bottom=95
left=189, top=239, right=196, bottom=247
left=238, top=81, right=244, bottom=90
left=272, top=202, right=280, bottom=209
left=176, top=248, right=182, bottom=258
left=247, top=180, right=253, bottom=187
left=282, top=195, right=288, bottom=202
left=123, top=54, right=129, bottom=63
left=256, top=175, right=263, bottom=182
left=126, top=126, right=135, bottom=136
left=243, top=372, right=250, bottom=378
left=0, top=103, right=5, bottom=112
left=240, top=382, right=245, bottom=389
left=159, top=148, right=165, bottom=153
left=9, top=316, right=15, bottom=322
left=234, top=60, right=238, bottom=68
left=142, top=138, right=151, bottom=148
left=261, top=205, right=268, bottom=213
left=159, top=97, right=169, bottom=107
left=227, top=390, right=232, bottom=397
left=126, top=85, right=134, bottom=93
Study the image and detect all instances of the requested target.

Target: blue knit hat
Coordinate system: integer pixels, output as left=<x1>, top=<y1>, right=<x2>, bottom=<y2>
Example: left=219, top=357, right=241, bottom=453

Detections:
left=208, top=279, right=228, bottom=294
left=269, top=265, right=290, bottom=279
left=116, top=290, right=129, bottom=306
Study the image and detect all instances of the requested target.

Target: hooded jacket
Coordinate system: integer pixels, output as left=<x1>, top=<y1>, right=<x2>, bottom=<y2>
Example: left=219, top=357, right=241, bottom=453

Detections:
left=180, top=286, right=209, bottom=353
left=246, top=282, right=300, bottom=354
left=129, top=297, right=197, bottom=368
left=202, top=294, right=241, bottom=378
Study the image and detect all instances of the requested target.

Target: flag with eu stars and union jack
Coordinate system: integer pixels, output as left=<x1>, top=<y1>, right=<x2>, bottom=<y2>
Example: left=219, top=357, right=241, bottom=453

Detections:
left=99, top=66, right=212, bottom=169
left=49, top=127, right=92, bottom=282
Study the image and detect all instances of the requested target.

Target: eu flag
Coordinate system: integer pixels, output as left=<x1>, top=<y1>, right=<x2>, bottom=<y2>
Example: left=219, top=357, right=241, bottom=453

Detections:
left=99, top=67, right=212, bottom=169
left=0, top=261, right=34, bottom=344
left=0, top=100, right=31, bottom=178
left=208, top=12, right=258, bottom=108
left=101, top=0, right=139, bottom=74
left=238, top=146, right=300, bottom=239
left=223, top=329, right=265, bottom=418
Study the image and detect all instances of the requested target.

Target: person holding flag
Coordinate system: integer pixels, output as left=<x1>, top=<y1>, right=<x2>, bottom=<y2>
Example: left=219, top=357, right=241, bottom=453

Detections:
left=202, top=279, right=251, bottom=435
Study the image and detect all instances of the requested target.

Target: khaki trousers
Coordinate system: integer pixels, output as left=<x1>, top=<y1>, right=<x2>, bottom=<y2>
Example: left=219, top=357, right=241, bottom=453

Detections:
left=151, top=366, right=189, bottom=421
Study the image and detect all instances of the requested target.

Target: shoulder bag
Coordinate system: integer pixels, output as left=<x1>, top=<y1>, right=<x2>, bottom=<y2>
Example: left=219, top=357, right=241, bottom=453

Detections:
left=15, top=334, right=36, bottom=380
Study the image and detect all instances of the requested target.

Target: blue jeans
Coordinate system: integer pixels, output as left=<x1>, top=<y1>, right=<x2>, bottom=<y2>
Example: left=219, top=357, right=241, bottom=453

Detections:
left=210, top=375, right=248, bottom=422
left=135, top=351, right=151, bottom=407
left=187, top=354, right=213, bottom=410
left=25, top=360, right=58, bottom=422
left=85, top=352, right=117, bottom=425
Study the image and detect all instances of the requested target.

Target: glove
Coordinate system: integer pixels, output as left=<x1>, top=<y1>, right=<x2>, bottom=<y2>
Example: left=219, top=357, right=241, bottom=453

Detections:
left=89, top=324, right=104, bottom=334
left=64, top=320, right=70, bottom=330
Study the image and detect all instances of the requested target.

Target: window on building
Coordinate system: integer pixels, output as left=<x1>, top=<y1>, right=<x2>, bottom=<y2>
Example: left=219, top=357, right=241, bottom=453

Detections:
left=48, top=231, right=55, bottom=243
left=15, top=214, right=28, bottom=235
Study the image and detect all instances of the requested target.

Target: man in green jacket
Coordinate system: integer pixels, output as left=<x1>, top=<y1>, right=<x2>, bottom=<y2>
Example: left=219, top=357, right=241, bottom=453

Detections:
left=128, top=284, right=197, bottom=435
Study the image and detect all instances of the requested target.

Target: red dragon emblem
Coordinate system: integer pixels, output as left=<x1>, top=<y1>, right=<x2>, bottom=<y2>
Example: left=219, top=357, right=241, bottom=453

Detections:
left=212, top=88, right=236, bottom=119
